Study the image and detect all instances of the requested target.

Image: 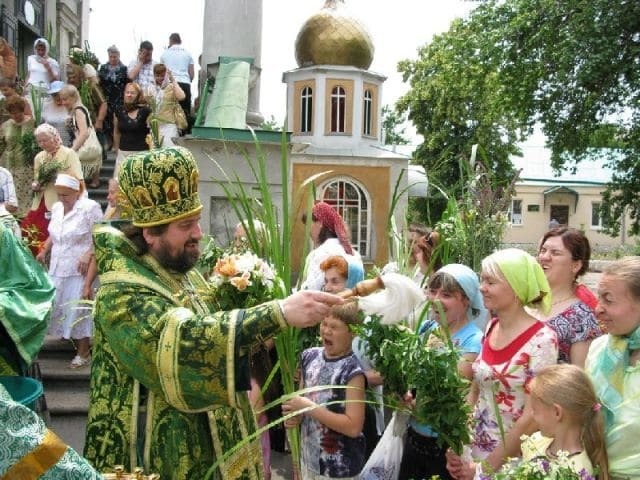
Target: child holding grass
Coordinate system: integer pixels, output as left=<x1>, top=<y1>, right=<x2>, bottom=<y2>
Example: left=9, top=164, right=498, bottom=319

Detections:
left=283, top=302, right=366, bottom=479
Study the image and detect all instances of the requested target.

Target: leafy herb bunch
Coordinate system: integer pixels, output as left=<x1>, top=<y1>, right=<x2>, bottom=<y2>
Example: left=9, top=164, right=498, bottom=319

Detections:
left=356, top=308, right=472, bottom=454
left=36, top=159, right=68, bottom=186
left=196, top=236, right=224, bottom=274
left=18, top=131, right=39, bottom=166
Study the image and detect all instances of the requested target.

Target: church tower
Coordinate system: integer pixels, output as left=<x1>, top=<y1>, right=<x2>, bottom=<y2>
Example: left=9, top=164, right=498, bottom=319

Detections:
left=285, top=0, right=409, bottom=269
left=283, top=0, right=386, bottom=149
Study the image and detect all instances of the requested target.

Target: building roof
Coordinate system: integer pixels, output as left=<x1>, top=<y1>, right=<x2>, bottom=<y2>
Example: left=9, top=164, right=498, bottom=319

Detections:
left=511, top=146, right=616, bottom=186
left=292, top=142, right=409, bottom=159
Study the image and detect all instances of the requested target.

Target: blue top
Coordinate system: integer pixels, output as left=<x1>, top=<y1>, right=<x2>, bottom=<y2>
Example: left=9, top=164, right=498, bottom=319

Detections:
left=410, top=319, right=482, bottom=437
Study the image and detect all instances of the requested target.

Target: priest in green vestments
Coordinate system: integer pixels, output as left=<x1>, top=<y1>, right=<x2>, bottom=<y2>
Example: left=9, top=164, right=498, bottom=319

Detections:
left=84, top=146, right=342, bottom=479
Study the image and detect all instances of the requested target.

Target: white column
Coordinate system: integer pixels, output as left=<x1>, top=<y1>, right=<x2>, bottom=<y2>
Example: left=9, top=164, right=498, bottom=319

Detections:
left=202, top=0, right=263, bottom=124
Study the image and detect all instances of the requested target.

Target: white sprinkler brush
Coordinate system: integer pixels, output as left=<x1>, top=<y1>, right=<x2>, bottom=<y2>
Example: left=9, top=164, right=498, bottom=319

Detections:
left=338, top=273, right=426, bottom=325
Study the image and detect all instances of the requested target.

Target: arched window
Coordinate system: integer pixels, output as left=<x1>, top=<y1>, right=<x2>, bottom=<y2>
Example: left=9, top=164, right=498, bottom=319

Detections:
left=330, top=86, right=346, bottom=133
left=363, top=89, right=373, bottom=136
left=300, top=86, right=313, bottom=133
left=320, top=178, right=370, bottom=257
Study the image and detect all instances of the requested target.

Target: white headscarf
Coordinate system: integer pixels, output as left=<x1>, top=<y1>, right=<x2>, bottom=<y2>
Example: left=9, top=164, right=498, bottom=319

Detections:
left=33, top=38, right=50, bottom=57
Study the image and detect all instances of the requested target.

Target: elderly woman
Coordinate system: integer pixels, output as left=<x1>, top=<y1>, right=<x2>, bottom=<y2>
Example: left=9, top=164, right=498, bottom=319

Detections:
left=399, top=264, right=485, bottom=480
left=113, top=82, right=150, bottom=177
left=0, top=95, right=35, bottom=216
left=147, top=63, right=186, bottom=147
left=447, top=249, right=559, bottom=480
left=585, top=256, right=640, bottom=479
left=24, top=38, right=59, bottom=92
left=300, top=201, right=363, bottom=291
left=20, top=124, right=83, bottom=254
left=537, top=227, right=603, bottom=366
left=60, top=84, right=103, bottom=189
left=36, top=174, right=102, bottom=368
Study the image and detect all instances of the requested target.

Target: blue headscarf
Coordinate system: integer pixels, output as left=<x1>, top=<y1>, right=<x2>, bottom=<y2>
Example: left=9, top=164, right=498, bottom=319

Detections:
left=346, top=257, right=364, bottom=289
left=439, top=263, right=488, bottom=330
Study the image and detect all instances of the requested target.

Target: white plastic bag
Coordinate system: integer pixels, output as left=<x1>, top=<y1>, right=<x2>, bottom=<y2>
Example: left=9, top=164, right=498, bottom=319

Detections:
left=358, top=411, right=409, bottom=480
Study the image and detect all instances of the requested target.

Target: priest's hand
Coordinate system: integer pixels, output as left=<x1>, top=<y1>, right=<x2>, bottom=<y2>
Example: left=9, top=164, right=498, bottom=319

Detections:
left=280, top=291, right=344, bottom=328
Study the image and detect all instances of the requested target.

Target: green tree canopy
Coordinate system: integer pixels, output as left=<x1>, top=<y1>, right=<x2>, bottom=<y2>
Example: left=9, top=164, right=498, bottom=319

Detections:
left=381, top=105, right=410, bottom=145
left=398, top=0, right=640, bottom=234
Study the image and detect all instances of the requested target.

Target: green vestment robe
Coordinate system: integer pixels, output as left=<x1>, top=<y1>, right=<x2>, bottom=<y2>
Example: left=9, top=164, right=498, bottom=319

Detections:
left=0, top=224, right=55, bottom=376
left=84, top=225, right=287, bottom=479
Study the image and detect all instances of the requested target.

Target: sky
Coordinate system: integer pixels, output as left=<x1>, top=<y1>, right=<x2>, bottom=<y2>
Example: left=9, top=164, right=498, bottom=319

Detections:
left=88, top=0, right=476, bottom=139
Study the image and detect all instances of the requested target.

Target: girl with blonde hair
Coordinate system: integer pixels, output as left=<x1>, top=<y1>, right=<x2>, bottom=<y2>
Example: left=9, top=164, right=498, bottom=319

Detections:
left=526, top=363, right=609, bottom=479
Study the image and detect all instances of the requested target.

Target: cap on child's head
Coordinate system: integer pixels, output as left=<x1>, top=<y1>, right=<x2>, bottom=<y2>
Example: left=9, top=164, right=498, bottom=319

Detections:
left=328, top=302, right=361, bottom=326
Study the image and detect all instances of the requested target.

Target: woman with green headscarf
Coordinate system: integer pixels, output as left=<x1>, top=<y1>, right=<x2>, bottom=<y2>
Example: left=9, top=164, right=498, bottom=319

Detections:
left=446, top=248, right=559, bottom=480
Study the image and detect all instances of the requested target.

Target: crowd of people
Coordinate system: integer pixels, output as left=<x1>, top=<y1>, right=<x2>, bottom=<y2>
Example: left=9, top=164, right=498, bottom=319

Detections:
left=0, top=33, right=196, bottom=250
left=0, top=33, right=639, bottom=480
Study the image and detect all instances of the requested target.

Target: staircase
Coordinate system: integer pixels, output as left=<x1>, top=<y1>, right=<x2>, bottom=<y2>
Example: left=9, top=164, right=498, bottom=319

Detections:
left=38, top=336, right=90, bottom=453
left=86, top=149, right=116, bottom=210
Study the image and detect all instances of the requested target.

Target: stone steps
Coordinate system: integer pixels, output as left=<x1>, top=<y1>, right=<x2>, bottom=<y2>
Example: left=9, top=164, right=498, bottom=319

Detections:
left=38, top=335, right=90, bottom=453
left=86, top=149, right=116, bottom=210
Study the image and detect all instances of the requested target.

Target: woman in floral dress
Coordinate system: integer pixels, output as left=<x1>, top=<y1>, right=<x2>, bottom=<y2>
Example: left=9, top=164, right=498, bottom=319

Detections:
left=447, top=249, right=558, bottom=479
left=536, top=227, right=603, bottom=366
left=0, top=96, right=35, bottom=217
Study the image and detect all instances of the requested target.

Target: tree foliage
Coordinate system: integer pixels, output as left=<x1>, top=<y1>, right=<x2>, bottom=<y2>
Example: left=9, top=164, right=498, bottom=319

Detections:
left=381, top=104, right=410, bottom=145
left=397, top=0, right=640, bottom=234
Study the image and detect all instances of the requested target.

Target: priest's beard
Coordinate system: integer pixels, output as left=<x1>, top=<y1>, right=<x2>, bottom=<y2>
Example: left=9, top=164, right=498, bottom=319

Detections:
left=155, top=238, right=201, bottom=274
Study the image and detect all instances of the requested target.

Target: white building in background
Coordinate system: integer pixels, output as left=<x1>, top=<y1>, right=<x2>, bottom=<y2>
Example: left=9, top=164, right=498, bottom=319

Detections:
left=503, top=145, right=635, bottom=250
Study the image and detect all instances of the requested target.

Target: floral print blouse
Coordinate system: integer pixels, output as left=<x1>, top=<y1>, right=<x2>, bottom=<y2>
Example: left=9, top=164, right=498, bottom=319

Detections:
left=546, top=300, right=602, bottom=363
left=470, top=318, right=558, bottom=460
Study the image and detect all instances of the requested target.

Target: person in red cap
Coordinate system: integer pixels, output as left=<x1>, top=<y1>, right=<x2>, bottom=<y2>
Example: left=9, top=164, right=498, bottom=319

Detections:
left=300, top=201, right=363, bottom=291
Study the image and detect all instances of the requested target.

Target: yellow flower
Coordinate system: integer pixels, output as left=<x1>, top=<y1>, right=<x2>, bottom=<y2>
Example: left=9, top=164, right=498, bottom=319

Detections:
left=215, top=256, right=238, bottom=277
left=230, top=271, right=252, bottom=291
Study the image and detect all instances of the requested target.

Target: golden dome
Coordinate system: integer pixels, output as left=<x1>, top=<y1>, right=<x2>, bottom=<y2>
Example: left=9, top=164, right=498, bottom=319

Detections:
left=295, top=0, right=374, bottom=70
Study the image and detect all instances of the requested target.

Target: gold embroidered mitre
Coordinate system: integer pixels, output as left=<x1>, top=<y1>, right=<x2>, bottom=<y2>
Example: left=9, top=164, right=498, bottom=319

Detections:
left=117, top=146, right=203, bottom=227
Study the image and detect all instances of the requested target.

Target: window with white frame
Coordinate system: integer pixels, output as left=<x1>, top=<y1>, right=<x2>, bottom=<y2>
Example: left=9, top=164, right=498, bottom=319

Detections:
left=591, top=202, right=608, bottom=229
left=330, top=86, right=346, bottom=133
left=363, top=89, right=373, bottom=136
left=509, top=199, right=523, bottom=225
left=300, top=86, right=313, bottom=133
left=320, top=178, right=370, bottom=257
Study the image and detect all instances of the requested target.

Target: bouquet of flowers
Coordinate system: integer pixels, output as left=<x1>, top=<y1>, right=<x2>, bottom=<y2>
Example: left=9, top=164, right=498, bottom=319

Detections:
left=208, top=251, right=280, bottom=310
left=68, top=42, right=100, bottom=68
left=480, top=445, right=596, bottom=480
